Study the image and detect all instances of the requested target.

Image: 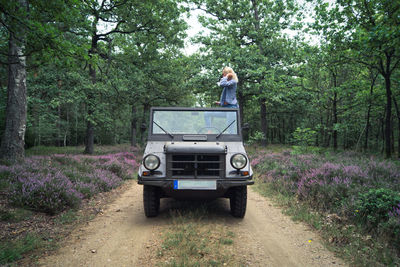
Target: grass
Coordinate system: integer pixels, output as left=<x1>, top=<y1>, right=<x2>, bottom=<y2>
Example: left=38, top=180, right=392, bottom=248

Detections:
left=0, top=233, right=43, bottom=265
left=25, top=144, right=137, bottom=156
left=219, top=238, right=233, bottom=245
left=0, top=208, right=33, bottom=223
left=55, top=209, right=78, bottom=225
left=25, top=146, right=83, bottom=156
left=0, top=178, right=9, bottom=191
left=245, top=144, right=292, bottom=154
left=250, top=145, right=400, bottom=266
left=156, top=207, right=240, bottom=267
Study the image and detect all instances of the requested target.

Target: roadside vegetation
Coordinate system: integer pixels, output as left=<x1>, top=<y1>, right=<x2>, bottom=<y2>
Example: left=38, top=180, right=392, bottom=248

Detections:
left=0, top=145, right=139, bottom=265
left=248, top=145, right=400, bottom=266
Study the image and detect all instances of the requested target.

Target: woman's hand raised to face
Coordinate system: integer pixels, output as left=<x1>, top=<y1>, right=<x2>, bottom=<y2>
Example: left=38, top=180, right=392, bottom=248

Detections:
left=227, top=73, right=233, bottom=81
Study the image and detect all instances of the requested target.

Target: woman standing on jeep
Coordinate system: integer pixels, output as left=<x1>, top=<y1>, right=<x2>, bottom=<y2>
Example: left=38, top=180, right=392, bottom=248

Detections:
left=216, top=67, right=239, bottom=108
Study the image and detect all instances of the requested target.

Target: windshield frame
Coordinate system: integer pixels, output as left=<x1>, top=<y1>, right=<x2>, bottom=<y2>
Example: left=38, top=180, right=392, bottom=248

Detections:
left=148, top=107, right=242, bottom=142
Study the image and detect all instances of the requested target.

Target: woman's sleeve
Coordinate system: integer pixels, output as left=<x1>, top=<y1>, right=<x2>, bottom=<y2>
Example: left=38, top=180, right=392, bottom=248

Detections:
left=219, top=77, right=237, bottom=87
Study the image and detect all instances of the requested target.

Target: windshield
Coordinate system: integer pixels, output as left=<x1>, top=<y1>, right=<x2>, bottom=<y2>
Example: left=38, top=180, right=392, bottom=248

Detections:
left=152, top=110, right=238, bottom=135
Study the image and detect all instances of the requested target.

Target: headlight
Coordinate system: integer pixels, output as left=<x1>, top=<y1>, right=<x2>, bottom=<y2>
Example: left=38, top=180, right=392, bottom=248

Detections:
left=230, top=153, right=247, bottom=170
left=143, top=154, right=160, bottom=170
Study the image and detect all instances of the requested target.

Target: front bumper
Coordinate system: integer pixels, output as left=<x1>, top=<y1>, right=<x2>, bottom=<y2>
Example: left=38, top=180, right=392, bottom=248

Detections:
left=137, top=175, right=254, bottom=189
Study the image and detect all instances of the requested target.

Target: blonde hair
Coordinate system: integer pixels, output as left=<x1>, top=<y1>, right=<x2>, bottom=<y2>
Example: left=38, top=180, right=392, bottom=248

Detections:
left=222, top=67, right=238, bottom=82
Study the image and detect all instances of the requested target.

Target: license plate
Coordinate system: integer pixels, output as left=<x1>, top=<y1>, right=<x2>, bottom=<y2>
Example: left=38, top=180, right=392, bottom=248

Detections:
left=173, top=180, right=216, bottom=190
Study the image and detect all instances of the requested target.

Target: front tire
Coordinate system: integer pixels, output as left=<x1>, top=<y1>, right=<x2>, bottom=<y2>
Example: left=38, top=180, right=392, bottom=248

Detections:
left=230, top=186, right=247, bottom=218
left=143, top=185, right=160, bottom=217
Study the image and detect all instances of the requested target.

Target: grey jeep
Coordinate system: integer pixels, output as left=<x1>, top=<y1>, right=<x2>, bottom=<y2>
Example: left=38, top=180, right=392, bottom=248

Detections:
left=138, top=107, right=254, bottom=218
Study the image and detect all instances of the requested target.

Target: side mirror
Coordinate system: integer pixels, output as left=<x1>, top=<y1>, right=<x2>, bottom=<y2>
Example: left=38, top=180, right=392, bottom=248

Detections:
left=141, top=123, right=147, bottom=130
left=242, top=123, right=249, bottom=130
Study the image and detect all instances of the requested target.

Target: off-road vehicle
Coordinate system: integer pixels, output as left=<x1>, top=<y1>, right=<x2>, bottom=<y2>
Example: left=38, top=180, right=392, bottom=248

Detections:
left=138, top=107, right=253, bottom=218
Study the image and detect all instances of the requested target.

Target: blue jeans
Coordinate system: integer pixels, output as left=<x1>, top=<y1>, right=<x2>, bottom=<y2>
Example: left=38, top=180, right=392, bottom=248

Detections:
left=221, top=103, right=239, bottom=108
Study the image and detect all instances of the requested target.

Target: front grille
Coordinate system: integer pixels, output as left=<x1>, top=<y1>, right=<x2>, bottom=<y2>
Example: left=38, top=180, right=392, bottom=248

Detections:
left=167, top=154, right=224, bottom=178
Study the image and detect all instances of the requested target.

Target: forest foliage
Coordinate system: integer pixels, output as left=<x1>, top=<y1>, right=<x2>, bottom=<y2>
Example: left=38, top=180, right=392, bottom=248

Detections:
left=0, top=0, right=399, bottom=158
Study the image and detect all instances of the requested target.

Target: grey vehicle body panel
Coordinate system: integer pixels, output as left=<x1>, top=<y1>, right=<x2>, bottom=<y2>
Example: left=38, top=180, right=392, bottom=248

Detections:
left=138, top=107, right=253, bottom=199
left=138, top=141, right=253, bottom=179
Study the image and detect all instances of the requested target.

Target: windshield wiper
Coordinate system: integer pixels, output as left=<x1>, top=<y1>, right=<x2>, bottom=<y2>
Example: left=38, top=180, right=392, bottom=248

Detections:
left=153, top=121, right=174, bottom=139
left=216, top=120, right=236, bottom=139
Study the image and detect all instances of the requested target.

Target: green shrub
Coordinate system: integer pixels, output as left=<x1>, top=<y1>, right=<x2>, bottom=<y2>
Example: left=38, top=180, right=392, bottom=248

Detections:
left=292, top=127, right=316, bottom=146
left=356, top=188, right=400, bottom=229
left=248, top=131, right=265, bottom=145
left=291, top=145, right=322, bottom=155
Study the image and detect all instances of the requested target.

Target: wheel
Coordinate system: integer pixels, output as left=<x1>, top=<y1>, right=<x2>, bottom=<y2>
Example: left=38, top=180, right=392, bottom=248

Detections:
left=230, top=186, right=247, bottom=218
left=143, top=185, right=160, bottom=217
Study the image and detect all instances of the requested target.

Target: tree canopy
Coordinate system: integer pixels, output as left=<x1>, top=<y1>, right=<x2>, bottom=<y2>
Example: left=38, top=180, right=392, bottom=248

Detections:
left=1, top=0, right=399, bottom=158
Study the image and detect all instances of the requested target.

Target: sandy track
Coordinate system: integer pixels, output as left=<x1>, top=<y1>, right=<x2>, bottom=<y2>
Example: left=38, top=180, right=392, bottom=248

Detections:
left=232, top=189, right=346, bottom=266
left=39, top=182, right=346, bottom=267
left=38, top=181, right=164, bottom=267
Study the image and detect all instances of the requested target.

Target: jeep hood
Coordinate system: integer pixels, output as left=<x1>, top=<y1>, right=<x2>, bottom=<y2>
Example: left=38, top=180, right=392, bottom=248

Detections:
left=164, top=142, right=226, bottom=154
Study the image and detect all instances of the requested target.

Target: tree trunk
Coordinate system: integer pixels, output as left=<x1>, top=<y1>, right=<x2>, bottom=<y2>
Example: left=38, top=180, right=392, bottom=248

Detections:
left=85, top=118, right=94, bottom=154
left=272, top=115, right=276, bottom=143
left=57, top=102, right=61, bottom=147
left=113, top=120, right=117, bottom=145
left=33, top=104, right=39, bottom=146
left=364, top=100, right=372, bottom=150
left=0, top=1, right=28, bottom=161
left=318, top=114, right=323, bottom=147
left=325, top=110, right=331, bottom=147
left=364, top=72, right=377, bottom=150
left=237, top=89, right=245, bottom=127
left=57, top=79, right=62, bottom=147
left=38, top=115, right=41, bottom=146
left=64, top=109, right=69, bottom=147
left=333, top=91, right=338, bottom=150
left=376, top=112, right=382, bottom=151
left=131, top=105, right=137, bottom=146
left=384, top=75, right=392, bottom=158
left=84, top=34, right=98, bottom=154
left=141, top=103, right=150, bottom=144
left=75, top=104, right=78, bottom=146
left=260, top=98, right=267, bottom=146
left=381, top=109, right=386, bottom=154
left=393, top=98, right=400, bottom=158
left=391, top=117, right=395, bottom=153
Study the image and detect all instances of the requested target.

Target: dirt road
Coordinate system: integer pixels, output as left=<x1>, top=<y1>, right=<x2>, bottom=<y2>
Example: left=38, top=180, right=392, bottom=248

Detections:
left=39, top=181, right=346, bottom=266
